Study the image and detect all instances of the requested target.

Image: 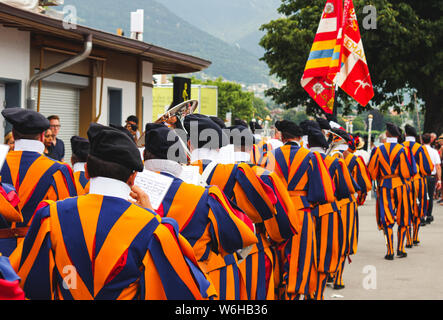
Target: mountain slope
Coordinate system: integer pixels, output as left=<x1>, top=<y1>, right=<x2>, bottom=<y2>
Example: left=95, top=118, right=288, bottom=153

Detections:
left=63, top=0, right=270, bottom=84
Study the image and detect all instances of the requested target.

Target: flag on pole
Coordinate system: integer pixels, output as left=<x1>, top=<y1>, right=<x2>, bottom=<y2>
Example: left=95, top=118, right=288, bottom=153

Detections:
left=337, top=0, right=374, bottom=106
left=301, top=0, right=374, bottom=114
left=301, top=0, right=343, bottom=114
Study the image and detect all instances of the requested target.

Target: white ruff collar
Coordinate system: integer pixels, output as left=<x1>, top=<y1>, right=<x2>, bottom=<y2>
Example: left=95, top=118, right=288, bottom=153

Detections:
left=144, top=159, right=183, bottom=177
left=89, top=177, right=131, bottom=201
left=387, top=137, right=398, bottom=143
left=14, top=139, right=45, bottom=154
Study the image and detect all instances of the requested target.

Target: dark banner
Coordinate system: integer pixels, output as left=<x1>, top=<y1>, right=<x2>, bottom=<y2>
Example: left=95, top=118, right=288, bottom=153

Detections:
left=171, top=76, right=191, bottom=109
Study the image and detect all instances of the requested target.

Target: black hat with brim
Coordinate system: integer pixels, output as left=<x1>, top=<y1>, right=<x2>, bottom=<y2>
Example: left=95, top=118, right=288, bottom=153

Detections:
left=386, top=122, right=401, bottom=137
left=184, top=114, right=229, bottom=149
left=87, top=123, right=143, bottom=172
left=228, top=125, right=255, bottom=147
left=2, top=107, right=50, bottom=134
left=275, top=120, right=303, bottom=137
left=404, top=124, right=417, bottom=137
left=307, top=128, right=329, bottom=149
left=70, top=136, right=89, bottom=162
left=144, top=123, right=186, bottom=162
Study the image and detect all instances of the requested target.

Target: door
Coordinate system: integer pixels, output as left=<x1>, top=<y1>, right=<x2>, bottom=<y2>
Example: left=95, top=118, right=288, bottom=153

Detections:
left=36, top=83, right=80, bottom=161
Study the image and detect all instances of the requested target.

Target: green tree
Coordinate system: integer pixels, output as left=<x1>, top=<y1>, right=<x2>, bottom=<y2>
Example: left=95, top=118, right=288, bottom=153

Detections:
left=191, top=77, right=256, bottom=121
left=260, top=0, right=443, bottom=135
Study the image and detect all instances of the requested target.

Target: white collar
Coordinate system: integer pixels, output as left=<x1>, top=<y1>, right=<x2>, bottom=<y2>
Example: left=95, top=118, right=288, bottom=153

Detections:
left=73, top=162, right=86, bottom=173
left=14, top=139, right=45, bottom=154
left=309, top=147, right=326, bottom=154
left=387, top=137, right=398, bottom=143
left=89, top=177, right=131, bottom=201
left=234, top=151, right=251, bottom=163
left=335, top=144, right=349, bottom=151
left=191, top=148, right=220, bottom=163
left=268, top=138, right=283, bottom=149
left=406, top=136, right=416, bottom=142
left=144, top=159, right=183, bottom=177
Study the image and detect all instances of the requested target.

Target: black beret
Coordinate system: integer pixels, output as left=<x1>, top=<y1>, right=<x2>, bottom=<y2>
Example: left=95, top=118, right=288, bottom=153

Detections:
left=386, top=122, right=401, bottom=137
left=275, top=120, right=303, bottom=137
left=404, top=124, right=417, bottom=137
left=331, top=128, right=351, bottom=142
left=1, top=107, right=50, bottom=134
left=249, top=121, right=262, bottom=134
left=228, top=125, right=255, bottom=147
left=109, top=124, right=134, bottom=140
left=307, top=128, right=329, bottom=150
left=144, top=123, right=187, bottom=162
left=87, top=123, right=143, bottom=172
left=299, top=120, right=321, bottom=135
left=209, top=116, right=226, bottom=129
left=70, top=136, right=89, bottom=162
left=234, top=118, right=248, bottom=127
left=184, top=114, right=229, bottom=149
left=316, top=117, right=331, bottom=130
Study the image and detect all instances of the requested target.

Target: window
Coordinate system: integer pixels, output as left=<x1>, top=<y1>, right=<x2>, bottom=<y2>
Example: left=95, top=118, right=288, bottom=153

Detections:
left=108, top=88, right=122, bottom=126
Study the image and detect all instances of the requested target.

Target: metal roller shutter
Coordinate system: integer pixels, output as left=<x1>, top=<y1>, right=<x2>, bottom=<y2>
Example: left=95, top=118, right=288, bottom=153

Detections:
left=36, top=83, right=80, bottom=161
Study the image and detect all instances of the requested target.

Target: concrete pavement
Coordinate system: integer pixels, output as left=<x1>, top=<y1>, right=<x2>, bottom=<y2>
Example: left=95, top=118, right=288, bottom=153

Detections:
left=323, top=198, right=443, bottom=300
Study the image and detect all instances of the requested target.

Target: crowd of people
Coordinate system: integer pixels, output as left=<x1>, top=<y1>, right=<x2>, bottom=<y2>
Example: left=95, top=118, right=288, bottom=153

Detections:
left=0, top=106, right=440, bottom=300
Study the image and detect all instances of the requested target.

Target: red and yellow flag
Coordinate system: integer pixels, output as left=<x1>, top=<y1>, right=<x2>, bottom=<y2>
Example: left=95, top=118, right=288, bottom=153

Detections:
left=301, top=0, right=374, bottom=114
left=337, top=0, right=374, bottom=107
left=301, top=0, right=343, bottom=114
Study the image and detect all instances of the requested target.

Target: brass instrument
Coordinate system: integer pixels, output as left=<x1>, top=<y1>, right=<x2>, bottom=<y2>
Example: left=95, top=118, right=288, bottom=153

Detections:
left=325, top=130, right=348, bottom=157
left=137, top=100, right=199, bottom=161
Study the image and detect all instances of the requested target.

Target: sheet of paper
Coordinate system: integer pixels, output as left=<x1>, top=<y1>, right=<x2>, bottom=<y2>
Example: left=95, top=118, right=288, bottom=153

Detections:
left=134, top=170, right=174, bottom=210
left=0, top=144, right=9, bottom=172
left=179, top=165, right=201, bottom=185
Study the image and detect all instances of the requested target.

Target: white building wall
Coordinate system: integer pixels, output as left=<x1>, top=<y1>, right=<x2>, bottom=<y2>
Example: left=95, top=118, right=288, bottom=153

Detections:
left=142, top=61, right=153, bottom=129
left=0, top=25, right=30, bottom=139
left=95, top=77, right=137, bottom=126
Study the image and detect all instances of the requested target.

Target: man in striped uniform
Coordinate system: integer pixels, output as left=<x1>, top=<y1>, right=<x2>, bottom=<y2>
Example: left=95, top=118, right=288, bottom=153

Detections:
left=70, top=136, right=90, bottom=196
left=0, top=108, right=77, bottom=256
left=142, top=123, right=258, bottom=300
left=266, top=120, right=335, bottom=300
left=368, top=123, right=416, bottom=260
left=10, top=123, right=213, bottom=300
left=305, top=127, right=349, bottom=300
left=228, top=124, right=299, bottom=300
left=402, top=125, right=434, bottom=247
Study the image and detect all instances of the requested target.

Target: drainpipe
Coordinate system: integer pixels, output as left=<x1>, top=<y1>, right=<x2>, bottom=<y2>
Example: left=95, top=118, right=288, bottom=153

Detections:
left=26, top=34, right=93, bottom=110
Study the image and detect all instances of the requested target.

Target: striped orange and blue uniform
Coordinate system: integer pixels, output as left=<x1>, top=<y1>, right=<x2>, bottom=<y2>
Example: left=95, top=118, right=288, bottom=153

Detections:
left=0, top=182, right=23, bottom=229
left=402, top=140, right=434, bottom=244
left=251, top=140, right=273, bottom=167
left=265, top=142, right=335, bottom=299
left=192, top=160, right=280, bottom=300
left=309, top=154, right=351, bottom=300
left=368, top=142, right=416, bottom=256
left=154, top=172, right=258, bottom=300
left=73, top=171, right=90, bottom=196
left=329, top=151, right=361, bottom=288
left=0, top=151, right=77, bottom=256
left=240, top=165, right=298, bottom=300
left=0, top=254, right=25, bottom=300
left=12, top=195, right=213, bottom=300
left=343, top=152, right=371, bottom=256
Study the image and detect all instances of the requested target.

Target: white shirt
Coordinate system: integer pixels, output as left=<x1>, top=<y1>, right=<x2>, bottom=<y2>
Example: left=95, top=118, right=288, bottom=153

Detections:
left=73, top=162, right=86, bottom=173
left=234, top=151, right=251, bottom=163
left=14, top=139, right=45, bottom=154
left=425, top=144, right=441, bottom=175
left=89, top=177, right=132, bottom=201
left=268, top=138, right=283, bottom=150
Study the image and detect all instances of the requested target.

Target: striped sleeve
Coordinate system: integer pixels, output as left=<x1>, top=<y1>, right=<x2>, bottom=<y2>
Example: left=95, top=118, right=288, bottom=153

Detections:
left=14, top=201, right=55, bottom=300
left=307, top=152, right=335, bottom=204
left=142, top=217, right=214, bottom=300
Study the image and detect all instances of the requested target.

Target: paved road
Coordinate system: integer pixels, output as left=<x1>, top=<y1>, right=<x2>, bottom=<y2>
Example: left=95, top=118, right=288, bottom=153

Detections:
left=323, top=197, right=443, bottom=300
